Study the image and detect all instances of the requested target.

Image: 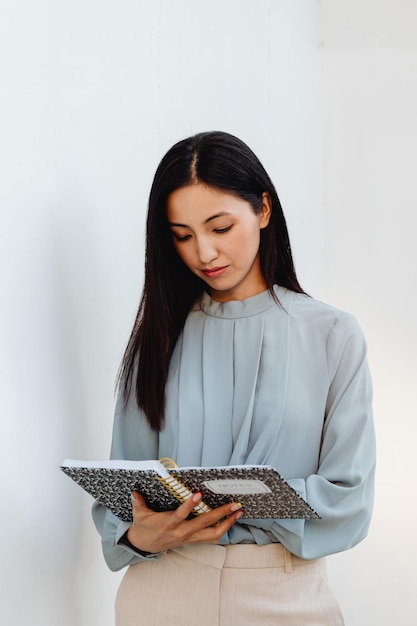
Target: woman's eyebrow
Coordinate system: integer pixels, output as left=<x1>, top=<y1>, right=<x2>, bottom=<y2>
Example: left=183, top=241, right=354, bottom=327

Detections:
left=169, top=212, right=232, bottom=228
left=205, top=211, right=231, bottom=224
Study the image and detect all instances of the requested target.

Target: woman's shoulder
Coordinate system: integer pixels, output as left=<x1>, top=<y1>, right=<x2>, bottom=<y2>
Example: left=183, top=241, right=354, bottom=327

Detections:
left=276, top=287, right=363, bottom=337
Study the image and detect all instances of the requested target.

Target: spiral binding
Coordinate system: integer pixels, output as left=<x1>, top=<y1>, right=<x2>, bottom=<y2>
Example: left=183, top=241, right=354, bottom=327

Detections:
left=158, top=457, right=179, bottom=470
left=156, top=473, right=211, bottom=515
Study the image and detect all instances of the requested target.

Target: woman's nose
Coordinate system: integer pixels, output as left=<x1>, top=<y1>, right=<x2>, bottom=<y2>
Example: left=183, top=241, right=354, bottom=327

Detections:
left=196, top=236, right=218, bottom=265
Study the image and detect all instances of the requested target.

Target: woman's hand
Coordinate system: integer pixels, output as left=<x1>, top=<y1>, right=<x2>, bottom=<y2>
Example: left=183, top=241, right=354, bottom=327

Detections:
left=126, top=491, right=244, bottom=554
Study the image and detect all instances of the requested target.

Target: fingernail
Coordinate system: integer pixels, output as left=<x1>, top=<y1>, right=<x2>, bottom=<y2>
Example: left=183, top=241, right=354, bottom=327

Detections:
left=230, top=502, right=242, bottom=512
left=130, top=493, right=137, bottom=502
left=192, top=491, right=203, bottom=503
left=236, top=510, right=245, bottom=520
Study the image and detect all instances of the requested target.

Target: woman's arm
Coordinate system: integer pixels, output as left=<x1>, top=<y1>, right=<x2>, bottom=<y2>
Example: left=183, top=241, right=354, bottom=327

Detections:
left=92, top=388, right=245, bottom=571
left=242, top=313, right=376, bottom=559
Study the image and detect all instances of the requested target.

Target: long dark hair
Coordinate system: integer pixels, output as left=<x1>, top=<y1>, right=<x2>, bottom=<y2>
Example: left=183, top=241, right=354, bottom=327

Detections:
left=119, top=131, right=305, bottom=431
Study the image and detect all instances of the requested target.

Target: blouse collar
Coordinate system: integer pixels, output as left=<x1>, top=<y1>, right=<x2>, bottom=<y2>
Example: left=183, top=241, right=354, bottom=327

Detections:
left=198, top=287, right=283, bottom=319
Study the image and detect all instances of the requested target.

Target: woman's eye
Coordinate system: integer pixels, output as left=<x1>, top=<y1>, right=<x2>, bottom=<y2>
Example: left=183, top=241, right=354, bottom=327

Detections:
left=173, top=233, right=191, bottom=242
left=214, top=225, right=232, bottom=234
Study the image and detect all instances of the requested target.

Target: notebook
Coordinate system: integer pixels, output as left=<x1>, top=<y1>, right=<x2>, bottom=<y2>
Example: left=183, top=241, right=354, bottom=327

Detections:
left=61, top=458, right=320, bottom=521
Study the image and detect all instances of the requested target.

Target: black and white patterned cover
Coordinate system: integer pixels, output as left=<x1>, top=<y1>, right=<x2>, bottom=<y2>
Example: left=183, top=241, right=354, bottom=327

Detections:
left=61, top=463, right=320, bottom=522
left=174, top=466, right=320, bottom=520
left=61, top=466, right=180, bottom=522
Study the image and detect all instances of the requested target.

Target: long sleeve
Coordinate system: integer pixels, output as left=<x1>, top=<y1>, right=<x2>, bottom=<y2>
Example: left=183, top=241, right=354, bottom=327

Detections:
left=91, top=389, right=160, bottom=571
left=246, top=313, right=376, bottom=559
left=91, top=503, right=147, bottom=571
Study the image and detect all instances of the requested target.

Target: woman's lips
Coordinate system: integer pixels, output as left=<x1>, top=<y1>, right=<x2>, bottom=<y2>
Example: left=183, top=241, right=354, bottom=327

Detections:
left=202, top=266, right=229, bottom=278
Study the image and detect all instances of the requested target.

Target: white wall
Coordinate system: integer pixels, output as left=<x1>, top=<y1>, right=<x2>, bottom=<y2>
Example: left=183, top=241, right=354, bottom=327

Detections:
left=320, top=2, right=417, bottom=625
left=0, top=2, right=323, bottom=625
left=6, top=2, right=413, bottom=625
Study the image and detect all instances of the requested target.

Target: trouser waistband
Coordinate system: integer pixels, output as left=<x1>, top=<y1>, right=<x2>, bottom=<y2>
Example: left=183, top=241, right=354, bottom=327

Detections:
left=171, top=543, right=318, bottom=573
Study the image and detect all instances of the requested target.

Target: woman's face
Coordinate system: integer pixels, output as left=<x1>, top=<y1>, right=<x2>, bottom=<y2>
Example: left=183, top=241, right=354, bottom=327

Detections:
left=166, top=183, right=271, bottom=302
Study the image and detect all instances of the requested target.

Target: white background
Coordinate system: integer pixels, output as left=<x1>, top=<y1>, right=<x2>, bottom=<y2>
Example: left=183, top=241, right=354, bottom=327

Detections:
left=1, top=1, right=416, bottom=624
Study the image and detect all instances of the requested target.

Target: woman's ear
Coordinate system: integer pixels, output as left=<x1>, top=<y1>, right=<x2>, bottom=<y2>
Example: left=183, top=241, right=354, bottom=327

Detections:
left=260, top=192, right=272, bottom=229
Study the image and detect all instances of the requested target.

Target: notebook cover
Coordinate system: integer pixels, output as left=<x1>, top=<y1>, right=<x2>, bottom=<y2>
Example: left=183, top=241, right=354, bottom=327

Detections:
left=61, top=463, right=320, bottom=522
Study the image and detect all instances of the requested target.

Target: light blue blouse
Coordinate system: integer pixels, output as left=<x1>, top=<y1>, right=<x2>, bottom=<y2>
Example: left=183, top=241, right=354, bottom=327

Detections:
left=92, top=286, right=376, bottom=571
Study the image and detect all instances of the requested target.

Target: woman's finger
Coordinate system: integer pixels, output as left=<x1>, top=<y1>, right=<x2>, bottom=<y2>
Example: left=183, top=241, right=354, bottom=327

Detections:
left=171, top=496, right=243, bottom=530
left=130, top=491, right=151, bottom=518
left=185, top=507, right=245, bottom=544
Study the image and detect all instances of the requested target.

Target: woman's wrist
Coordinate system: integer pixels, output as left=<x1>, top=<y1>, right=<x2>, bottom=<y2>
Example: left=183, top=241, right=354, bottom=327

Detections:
left=118, top=530, right=156, bottom=557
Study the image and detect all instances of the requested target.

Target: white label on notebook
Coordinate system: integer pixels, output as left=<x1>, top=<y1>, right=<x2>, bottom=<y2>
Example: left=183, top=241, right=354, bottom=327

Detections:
left=202, top=479, right=271, bottom=495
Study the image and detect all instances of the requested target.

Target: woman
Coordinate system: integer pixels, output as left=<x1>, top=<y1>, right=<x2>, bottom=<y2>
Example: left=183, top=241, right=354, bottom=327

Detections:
left=93, top=131, right=376, bottom=625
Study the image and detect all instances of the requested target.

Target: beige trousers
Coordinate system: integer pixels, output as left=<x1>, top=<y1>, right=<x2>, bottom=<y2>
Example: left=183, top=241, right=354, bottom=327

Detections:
left=115, top=543, right=344, bottom=625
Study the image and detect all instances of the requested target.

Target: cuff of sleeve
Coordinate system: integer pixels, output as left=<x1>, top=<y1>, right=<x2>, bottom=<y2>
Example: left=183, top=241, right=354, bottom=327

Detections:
left=115, top=521, right=134, bottom=544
